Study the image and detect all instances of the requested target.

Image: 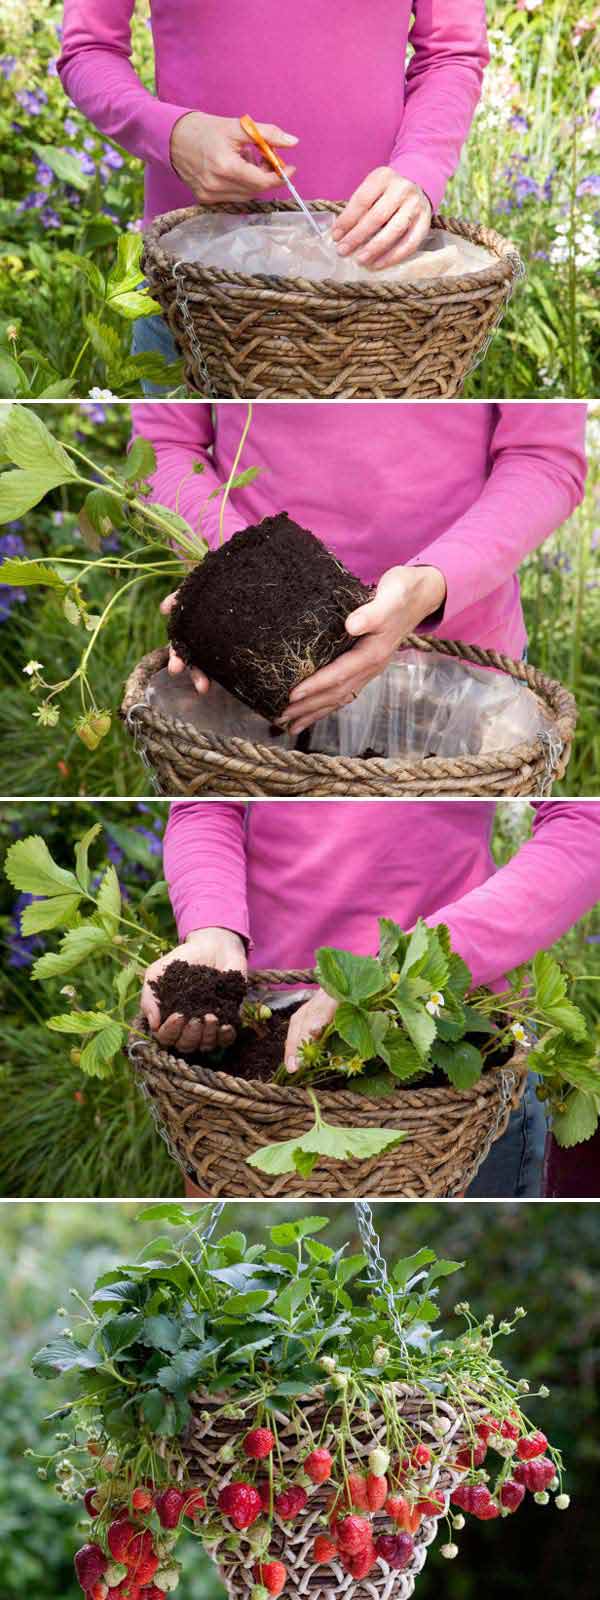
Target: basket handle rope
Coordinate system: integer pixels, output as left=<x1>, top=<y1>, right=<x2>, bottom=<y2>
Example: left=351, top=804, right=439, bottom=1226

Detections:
left=353, top=1201, right=408, bottom=1351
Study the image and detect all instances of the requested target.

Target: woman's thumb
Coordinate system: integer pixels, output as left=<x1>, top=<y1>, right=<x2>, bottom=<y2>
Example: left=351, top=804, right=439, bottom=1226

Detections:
left=345, top=597, right=379, bottom=637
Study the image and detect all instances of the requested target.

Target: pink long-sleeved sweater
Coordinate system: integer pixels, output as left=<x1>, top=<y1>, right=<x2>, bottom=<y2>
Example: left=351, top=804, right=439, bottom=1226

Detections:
left=58, top=2, right=488, bottom=223
left=130, top=402, right=587, bottom=657
left=163, top=802, right=600, bottom=987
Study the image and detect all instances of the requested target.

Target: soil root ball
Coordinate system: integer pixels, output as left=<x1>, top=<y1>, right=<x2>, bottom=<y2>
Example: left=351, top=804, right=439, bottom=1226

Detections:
left=168, top=512, right=372, bottom=721
left=150, top=962, right=248, bottom=1029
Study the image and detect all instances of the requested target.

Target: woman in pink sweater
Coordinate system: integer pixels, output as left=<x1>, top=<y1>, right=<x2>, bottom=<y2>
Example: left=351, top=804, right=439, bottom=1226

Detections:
left=131, top=400, right=587, bottom=732
left=141, top=800, right=600, bottom=1198
left=58, top=2, right=488, bottom=378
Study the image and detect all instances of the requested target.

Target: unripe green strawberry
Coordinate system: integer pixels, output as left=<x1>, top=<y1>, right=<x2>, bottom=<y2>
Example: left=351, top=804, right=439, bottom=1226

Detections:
left=368, top=1448, right=389, bottom=1477
left=154, top=1569, right=180, bottom=1593
left=555, top=1494, right=570, bottom=1510
left=106, top=1565, right=129, bottom=1588
left=440, top=1543, right=459, bottom=1560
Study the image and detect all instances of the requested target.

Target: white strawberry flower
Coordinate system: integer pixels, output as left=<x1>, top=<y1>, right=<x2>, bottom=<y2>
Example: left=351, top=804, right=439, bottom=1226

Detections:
left=426, top=991, right=445, bottom=1017
left=23, top=660, right=44, bottom=676
left=511, top=1023, right=527, bottom=1044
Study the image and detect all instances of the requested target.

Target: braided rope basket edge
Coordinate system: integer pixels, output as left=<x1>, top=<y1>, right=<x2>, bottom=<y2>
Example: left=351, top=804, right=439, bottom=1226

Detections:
left=128, top=968, right=529, bottom=1199
left=121, top=634, right=576, bottom=798
left=181, top=1384, right=485, bottom=1600
left=141, top=202, right=523, bottom=399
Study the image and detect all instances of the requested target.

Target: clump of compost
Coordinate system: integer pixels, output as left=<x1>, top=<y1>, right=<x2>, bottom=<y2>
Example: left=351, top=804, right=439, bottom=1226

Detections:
left=150, top=962, right=248, bottom=1031
left=168, top=512, right=371, bottom=722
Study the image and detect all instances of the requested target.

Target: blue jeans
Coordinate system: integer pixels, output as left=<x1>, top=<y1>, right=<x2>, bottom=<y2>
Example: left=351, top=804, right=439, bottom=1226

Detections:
left=132, top=313, right=180, bottom=396
left=466, top=1074, right=545, bottom=1198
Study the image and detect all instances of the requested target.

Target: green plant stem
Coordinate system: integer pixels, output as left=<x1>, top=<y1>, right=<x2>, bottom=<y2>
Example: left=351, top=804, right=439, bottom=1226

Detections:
left=218, top=402, right=253, bottom=546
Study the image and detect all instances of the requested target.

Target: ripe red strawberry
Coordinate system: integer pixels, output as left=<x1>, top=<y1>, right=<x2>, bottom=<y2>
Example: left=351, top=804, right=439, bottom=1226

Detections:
left=304, top=1449, right=333, bottom=1484
left=412, top=1444, right=430, bottom=1468
left=90, top=1585, right=108, bottom=1600
left=500, top=1480, right=526, bottom=1513
left=84, top=1488, right=101, bottom=1517
left=109, top=1582, right=141, bottom=1600
left=341, top=1543, right=376, bottom=1580
left=128, top=1534, right=159, bottom=1585
left=257, top=1480, right=271, bottom=1513
left=346, top=1473, right=368, bottom=1510
left=375, top=1533, right=415, bottom=1571
left=132, top=1488, right=154, bottom=1512
left=416, top=1491, right=445, bottom=1518
left=254, top=1561, right=287, bottom=1595
left=516, top=1431, right=548, bottom=1461
left=154, top=1489, right=185, bottom=1529
left=182, top=1488, right=206, bottom=1519
left=138, top=1589, right=166, bottom=1600
left=108, top=1521, right=139, bottom=1565
left=384, top=1496, right=421, bottom=1534
left=336, top=1515, right=373, bottom=1555
left=455, top=1440, right=487, bottom=1469
left=451, top=1484, right=492, bottom=1517
left=243, top=1427, right=275, bottom=1460
left=218, top=1482, right=263, bottom=1530
left=274, top=1486, right=308, bottom=1521
left=366, top=1474, right=388, bottom=1512
left=75, top=1543, right=108, bottom=1591
left=476, top=1502, right=501, bottom=1521
left=477, top=1416, right=500, bottom=1443
left=313, top=1535, right=338, bottom=1564
left=500, top=1416, right=520, bottom=1441
left=513, top=1457, right=555, bottom=1493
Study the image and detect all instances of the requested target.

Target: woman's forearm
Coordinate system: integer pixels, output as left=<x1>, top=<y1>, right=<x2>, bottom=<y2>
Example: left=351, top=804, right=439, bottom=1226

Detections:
left=58, top=0, right=190, bottom=170
left=163, top=802, right=250, bottom=944
left=390, top=0, right=489, bottom=209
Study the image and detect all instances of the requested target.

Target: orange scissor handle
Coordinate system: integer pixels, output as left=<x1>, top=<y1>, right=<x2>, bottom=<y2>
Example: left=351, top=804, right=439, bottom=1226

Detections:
left=240, top=113, right=286, bottom=178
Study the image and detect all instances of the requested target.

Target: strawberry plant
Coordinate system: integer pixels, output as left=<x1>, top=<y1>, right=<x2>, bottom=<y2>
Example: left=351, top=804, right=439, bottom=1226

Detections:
left=4, top=828, right=600, bottom=1152
left=29, top=1206, right=570, bottom=1600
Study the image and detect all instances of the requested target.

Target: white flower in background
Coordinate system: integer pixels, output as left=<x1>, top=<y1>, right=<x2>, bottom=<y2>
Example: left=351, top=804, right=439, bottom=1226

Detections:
left=23, top=660, right=44, bottom=676
left=550, top=220, right=598, bottom=269
left=88, top=387, right=117, bottom=401
left=426, top=991, right=445, bottom=1018
left=511, top=1023, right=528, bottom=1045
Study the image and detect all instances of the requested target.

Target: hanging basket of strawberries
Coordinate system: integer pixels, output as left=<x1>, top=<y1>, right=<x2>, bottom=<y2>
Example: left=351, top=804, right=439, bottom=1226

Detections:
left=31, top=1205, right=570, bottom=1600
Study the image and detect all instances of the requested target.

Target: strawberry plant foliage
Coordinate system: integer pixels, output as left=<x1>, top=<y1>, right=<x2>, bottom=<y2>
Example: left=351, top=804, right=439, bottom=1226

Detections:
left=4, top=832, right=600, bottom=1145
left=29, top=1210, right=568, bottom=1597
left=0, top=402, right=258, bottom=748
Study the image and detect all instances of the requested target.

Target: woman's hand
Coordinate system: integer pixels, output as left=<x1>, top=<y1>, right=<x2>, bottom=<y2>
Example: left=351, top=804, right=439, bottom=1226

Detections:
left=284, top=988, right=337, bottom=1074
left=141, top=927, right=247, bottom=1054
left=160, top=591, right=211, bottom=695
left=278, top=564, right=447, bottom=737
left=332, top=168, right=432, bottom=270
left=170, top=112, right=298, bottom=204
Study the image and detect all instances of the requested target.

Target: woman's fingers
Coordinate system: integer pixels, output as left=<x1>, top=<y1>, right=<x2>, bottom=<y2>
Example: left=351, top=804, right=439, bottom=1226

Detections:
left=160, top=592, right=177, bottom=615
left=372, top=208, right=432, bottom=269
left=189, top=666, right=211, bottom=694
left=336, top=185, right=405, bottom=258
left=356, top=200, right=422, bottom=266
left=140, top=982, right=161, bottom=1033
left=155, top=1012, right=186, bottom=1048
left=332, top=170, right=388, bottom=242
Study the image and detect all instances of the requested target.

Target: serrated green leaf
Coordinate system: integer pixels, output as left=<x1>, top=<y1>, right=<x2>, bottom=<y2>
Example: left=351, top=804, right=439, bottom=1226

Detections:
left=5, top=836, right=80, bottom=899
left=33, top=142, right=90, bottom=192
left=431, top=1039, right=483, bottom=1089
left=446, top=951, right=473, bottom=998
left=47, top=1011, right=116, bottom=1035
left=75, top=823, right=102, bottom=893
left=32, top=924, right=112, bottom=981
left=3, top=403, right=78, bottom=479
left=20, top=895, right=81, bottom=934
left=101, top=1312, right=144, bottom=1357
left=31, top=1337, right=100, bottom=1378
left=58, top=249, right=105, bottom=298
left=393, top=998, right=436, bottom=1060
left=270, top=1218, right=328, bottom=1246
left=392, top=1249, right=436, bottom=1286
left=399, top=920, right=430, bottom=979
left=79, top=1023, right=125, bottom=1077
left=315, top=947, right=387, bottom=1004
left=96, top=865, right=121, bottom=933
left=141, top=1388, right=167, bottom=1428
left=551, top=1091, right=599, bottom=1148
left=379, top=1027, right=424, bottom=1079
left=109, top=290, right=161, bottom=320
left=114, top=961, right=140, bottom=1008
left=221, top=1289, right=273, bottom=1316
left=141, top=1315, right=181, bottom=1354
left=334, top=1001, right=379, bottom=1059
left=248, top=1120, right=406, bottom=1175
left=122, top=436, right=157, bottom=484
left=0, top=555, right=67, bottom=586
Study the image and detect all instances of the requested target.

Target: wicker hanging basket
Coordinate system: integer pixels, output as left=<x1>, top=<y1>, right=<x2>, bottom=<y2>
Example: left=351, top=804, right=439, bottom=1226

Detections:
left=182, top=1383, right=478, bottom=1600
left=128, top=968, right=529, bottom=1198
left=121, top=635, right=576, bottom=798
left=141, top=203, right=523, bottom=399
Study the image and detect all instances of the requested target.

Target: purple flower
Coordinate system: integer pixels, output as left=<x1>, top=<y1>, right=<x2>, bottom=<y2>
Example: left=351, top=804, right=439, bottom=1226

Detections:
left=577, top=174, right=600, bottom=196
left=0, top=532, right=27, bottom=621
left=509, top=114, right=529, bottom=132
left=106, top=839, right=124, bottom=867
left=0, top=56, right=17, bottom=79
left=64, top=116, right=78, bottom=137
left=47, top=58, right=59, bottom=78
left=6, top=894, right=45, bottom=968
left=135, top=825, right=163, bottom=857
left=15, top=88, right=48, bottom=116
left=102, top=533, right=122, bottom=554
left=591, top=528, right=600, bottom=552
left=585, top=935, right=600, bottom=945
left=41, top=209, right=61, bottom=230
left=102, top=146, right=124, bottom=171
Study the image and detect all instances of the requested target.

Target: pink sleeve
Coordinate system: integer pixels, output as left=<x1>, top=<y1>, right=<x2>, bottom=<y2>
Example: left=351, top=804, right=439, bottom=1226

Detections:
left=409, top=404, right=588, bottom=624
left=390, top=1, right=489, bottom=210
left=426, top=803, right=600, bottom=988
left=163, top=803, right=250, bottom=943
left=58, top=0, right=190, bottom=171
left=130, top=403, right=247, bottom=551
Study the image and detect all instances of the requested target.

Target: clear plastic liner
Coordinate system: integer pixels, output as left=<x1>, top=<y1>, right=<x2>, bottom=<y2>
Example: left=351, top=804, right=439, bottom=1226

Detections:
left=160, top=212, right=496, bottom=285
left=143, top=651, right=553, bottom=761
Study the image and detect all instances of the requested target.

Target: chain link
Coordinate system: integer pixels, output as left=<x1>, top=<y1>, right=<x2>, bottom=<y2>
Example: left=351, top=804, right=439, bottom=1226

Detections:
left=537, top=728, right=565, bottom=796
left=203, top=1201, right=226, bottom=1241
left=353, top=1201, right=406, bottom=1347
left=173, top=262, right=214, bottom=396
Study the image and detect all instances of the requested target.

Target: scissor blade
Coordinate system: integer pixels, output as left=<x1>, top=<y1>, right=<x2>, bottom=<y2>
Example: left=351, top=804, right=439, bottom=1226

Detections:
left=281, top=173, right=322, bottom=237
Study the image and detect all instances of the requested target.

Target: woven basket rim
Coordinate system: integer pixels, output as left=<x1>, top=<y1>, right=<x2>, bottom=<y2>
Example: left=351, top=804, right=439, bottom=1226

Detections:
left=143, top=202, right=522, bottom=302
left=129, top=1002, right=529, bottom=1117
left=121, top=634, right=577, bottom=784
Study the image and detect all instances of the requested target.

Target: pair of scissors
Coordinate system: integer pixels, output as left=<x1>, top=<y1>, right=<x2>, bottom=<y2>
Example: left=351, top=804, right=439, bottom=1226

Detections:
left=240, top=113, right=322, bottom=238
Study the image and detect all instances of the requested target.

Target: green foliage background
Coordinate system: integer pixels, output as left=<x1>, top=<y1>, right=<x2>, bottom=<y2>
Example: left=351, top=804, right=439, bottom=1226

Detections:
left=1, top=1200, right=599, bottom=1600
left=0, top=1, right=598, bottom=396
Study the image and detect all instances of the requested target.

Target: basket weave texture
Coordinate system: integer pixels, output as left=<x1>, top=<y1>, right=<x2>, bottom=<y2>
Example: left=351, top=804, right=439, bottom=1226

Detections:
left=142, top=203, right=523, bottom=399
left=121, top=635, right=576, bottom=799
left=183, top=1384, right=477, bottom=1600
left=128, top=969, right=529, bottom=1199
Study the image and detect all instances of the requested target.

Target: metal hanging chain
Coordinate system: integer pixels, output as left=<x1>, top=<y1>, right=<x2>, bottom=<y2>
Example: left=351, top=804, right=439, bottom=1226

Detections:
left=203, top=1201, right=226, bottom=1241
left=353, top=1201, right=406, bottom=1347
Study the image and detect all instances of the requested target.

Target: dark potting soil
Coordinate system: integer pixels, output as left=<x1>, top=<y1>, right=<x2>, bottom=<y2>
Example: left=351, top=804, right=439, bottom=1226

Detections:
left=168, top=512, right=371, bottom=722
left=150, top=961, right=248, bottom=1030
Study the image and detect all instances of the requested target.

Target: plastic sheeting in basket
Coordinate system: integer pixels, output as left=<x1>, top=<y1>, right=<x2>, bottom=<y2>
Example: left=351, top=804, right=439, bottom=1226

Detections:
left=141, top=201, right=524, bottom=399
left=121, top=635, right=576, bottom=798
